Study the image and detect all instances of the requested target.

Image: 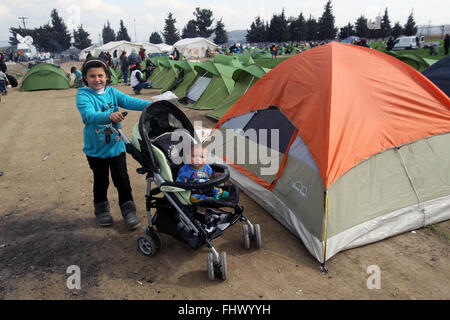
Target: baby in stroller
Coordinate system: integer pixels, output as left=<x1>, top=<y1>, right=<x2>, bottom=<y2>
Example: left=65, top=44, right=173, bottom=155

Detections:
left=176, top=143, right=229, bottom=202
left=120, top=100, right=262, bottom=280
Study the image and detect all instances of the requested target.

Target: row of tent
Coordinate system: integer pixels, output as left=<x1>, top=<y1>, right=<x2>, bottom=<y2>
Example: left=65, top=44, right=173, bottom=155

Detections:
left=143, top=53, right=271, bottom=121
left=18, top=52, right=271, bottom=122
left=19, top=44, right=449, bottom=109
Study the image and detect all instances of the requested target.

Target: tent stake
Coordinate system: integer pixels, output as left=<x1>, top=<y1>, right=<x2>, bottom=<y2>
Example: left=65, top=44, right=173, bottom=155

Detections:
left=321, top=263, right=328, bottom=274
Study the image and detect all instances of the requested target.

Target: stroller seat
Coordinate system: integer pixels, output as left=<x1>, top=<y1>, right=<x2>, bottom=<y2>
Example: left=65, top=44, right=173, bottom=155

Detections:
left=150, top=131, right=240, bottom=208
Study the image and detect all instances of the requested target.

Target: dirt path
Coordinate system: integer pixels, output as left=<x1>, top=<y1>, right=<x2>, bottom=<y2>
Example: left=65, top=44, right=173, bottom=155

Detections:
left=0, top=75, right=449, bottom=300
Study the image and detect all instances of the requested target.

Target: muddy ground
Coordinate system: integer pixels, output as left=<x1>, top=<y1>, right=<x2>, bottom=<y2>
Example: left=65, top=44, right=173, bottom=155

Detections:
left=0, top=62, right=449, bottom=300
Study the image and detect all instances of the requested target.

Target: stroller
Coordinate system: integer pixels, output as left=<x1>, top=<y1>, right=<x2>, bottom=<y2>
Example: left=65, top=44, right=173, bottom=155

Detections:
left=114, top=101, right=262, bottom=280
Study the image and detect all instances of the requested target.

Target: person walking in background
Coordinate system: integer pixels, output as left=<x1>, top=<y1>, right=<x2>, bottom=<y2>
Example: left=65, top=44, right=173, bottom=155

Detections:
left=172, top=47, right=180, bottom=61
left=386, top=37, right=395, bottom=51
left=71, top=66, right=84, bottom=88
left=105, top=52, right=112, bottom=67
left=0, top=70, right=10, bottom=95
left=119, top=51, right=129, bottom=85
left=128, top=49, right=142, bottom=67
left=99, top=51, right=107, bottom=62
left=270, top=44, right=277, bottom=59
left=113, top=50, right=118, bottom=69
left=0, top=53, right=7, bottom=73
left=444, top=34, right=449, bottom=55
left=139, top=48, right=146, bottom=60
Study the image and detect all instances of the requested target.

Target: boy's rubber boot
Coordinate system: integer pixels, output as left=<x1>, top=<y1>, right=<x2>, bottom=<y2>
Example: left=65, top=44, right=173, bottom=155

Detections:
left=94, top=201, right=113, bottom=226
left=120, top=200, right=140, bottom=231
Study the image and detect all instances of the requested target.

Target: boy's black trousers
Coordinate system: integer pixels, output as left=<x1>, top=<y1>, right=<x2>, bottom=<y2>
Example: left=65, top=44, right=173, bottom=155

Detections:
left=87, top=152, right=133, bottom=205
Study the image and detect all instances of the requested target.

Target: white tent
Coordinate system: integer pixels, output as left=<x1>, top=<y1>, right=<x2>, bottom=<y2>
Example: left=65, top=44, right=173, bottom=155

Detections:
left=154, top=43, right=173, bottom=53
left=80, top=41, right=161, bottom=59
left=173, top=37, right=218, bottom=59
left=94, top=40, right=141, bottom=56
left=79, top=44, right=100, bottom=60
left=136, top=42, right=162, bottom=54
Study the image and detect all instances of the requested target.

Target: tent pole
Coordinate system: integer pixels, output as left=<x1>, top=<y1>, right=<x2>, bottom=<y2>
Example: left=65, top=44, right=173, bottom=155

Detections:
left=321, top=190, right=329, bottom=274
left=397, top=146, right=425, bottom=226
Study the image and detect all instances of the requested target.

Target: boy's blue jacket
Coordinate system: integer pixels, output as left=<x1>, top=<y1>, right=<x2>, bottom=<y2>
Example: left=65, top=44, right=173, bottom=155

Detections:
left=76, top=86, right=151, bottom=158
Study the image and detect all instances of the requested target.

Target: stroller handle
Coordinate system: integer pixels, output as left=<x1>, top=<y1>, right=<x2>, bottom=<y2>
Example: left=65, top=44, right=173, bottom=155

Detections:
left=159, top=163, right=230, bottom=191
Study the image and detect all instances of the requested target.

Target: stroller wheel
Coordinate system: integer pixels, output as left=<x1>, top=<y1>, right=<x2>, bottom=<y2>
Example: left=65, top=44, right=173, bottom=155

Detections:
left=137, top=234, right=156, bottom=257
left=207, top=253, right=215, bottom=281
left=148, top=229, right=163, bottom=250
left=220, top=252, right=228, bottom=281
left=254, top=224, right=262, bottom=249
left=242, top=225, right=250, bottom=249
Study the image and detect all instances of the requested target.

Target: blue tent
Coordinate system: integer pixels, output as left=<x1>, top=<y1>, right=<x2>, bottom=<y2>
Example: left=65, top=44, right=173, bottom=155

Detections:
left=422, top=55, right=450, bottom=97
left=341, top=36, right=360, bottom=44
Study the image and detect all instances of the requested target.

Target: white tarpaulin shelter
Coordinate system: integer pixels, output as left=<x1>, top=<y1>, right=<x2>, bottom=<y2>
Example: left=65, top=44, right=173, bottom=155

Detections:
left=80, top=41, right=161, bottom=59
left=173, top=37, right=218, bottom=59
left=154, top=43, right=173, bottom=52
left=79, top=45, right=100, bottom=60
left=136, top=42, right=162, bottom=54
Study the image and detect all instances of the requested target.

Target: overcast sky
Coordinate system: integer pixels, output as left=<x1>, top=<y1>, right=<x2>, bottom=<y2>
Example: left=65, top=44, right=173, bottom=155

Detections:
left=0, top=0, right=449, bottom=44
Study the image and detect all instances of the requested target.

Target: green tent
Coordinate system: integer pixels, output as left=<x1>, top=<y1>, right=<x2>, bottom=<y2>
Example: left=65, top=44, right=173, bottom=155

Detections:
left=109, top=67, right=119, bottom=85
left=206, top=64, right=271, bottom=120
left=147, top=56, right=170, bottom=84
left=181, top=61, right=239, bottom=110
left=170, top=61, right=199, bottom=99
left=21, top=63, right=70, bottom=91
left=386, top=51, right=438, bottom=72
left=229, top=53, right=256, bottom=66
left=253, top=50, right=273, bottom=59
left=213, top=54, right=244, bottom=68
left=116, top=68, right=124, bottom=81
left=151, top=59, right=178, bottom=90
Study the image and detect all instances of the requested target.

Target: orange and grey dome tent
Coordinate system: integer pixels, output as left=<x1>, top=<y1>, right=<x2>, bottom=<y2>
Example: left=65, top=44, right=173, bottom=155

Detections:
left=213, top=42, right=450, bottom=265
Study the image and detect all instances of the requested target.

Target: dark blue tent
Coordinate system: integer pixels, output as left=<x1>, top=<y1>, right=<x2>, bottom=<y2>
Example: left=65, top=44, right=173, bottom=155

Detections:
left=422, top=55, right=450, bottom=97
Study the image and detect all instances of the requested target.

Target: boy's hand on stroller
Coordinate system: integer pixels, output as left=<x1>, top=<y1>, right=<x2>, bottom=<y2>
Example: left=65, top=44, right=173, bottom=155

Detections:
left=109, top=112, right=125, bottom=123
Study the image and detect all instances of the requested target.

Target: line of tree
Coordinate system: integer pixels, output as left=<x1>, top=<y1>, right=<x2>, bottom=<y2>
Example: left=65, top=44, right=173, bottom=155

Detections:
left=247, top=1, right=338, bottom=43
left=247, top=1, right=418, bottom=43
left=339, top=9, right=417, bottom=39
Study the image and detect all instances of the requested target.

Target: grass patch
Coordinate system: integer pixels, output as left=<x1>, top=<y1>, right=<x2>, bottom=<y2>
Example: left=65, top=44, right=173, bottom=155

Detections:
left=427, top=224, right=450, bottom=240
left=254, top=57, right=290, bottom=69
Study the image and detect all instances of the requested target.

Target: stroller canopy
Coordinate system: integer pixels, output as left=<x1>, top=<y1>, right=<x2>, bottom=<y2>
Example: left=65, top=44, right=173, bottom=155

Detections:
left=139, top=100, right=200, bottom=143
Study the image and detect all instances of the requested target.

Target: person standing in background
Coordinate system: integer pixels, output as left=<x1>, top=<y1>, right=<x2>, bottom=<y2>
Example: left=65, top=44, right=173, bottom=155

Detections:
left=120, top=51, right=129, bottom=85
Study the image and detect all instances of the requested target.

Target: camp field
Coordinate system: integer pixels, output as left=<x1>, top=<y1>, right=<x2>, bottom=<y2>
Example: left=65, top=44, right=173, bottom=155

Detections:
left=0, top=61, right=449, bottom=300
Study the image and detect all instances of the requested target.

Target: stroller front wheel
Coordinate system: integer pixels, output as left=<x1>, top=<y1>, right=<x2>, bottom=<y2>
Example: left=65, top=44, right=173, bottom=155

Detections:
left=148, top=228, right=163, bottom=250
left=254, top=224, right=262, bottom=249
left=242, top=225, right=250, bottom=249
left=137, top=234, right=157, bottom=257
left=220, top=252, right=228, bottom=280
left=207, top=253, right=215, bottom=280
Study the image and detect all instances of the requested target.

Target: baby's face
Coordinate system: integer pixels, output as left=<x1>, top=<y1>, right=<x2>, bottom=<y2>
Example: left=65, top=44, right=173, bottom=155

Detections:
left=191, top=146, right=207, bottom=169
